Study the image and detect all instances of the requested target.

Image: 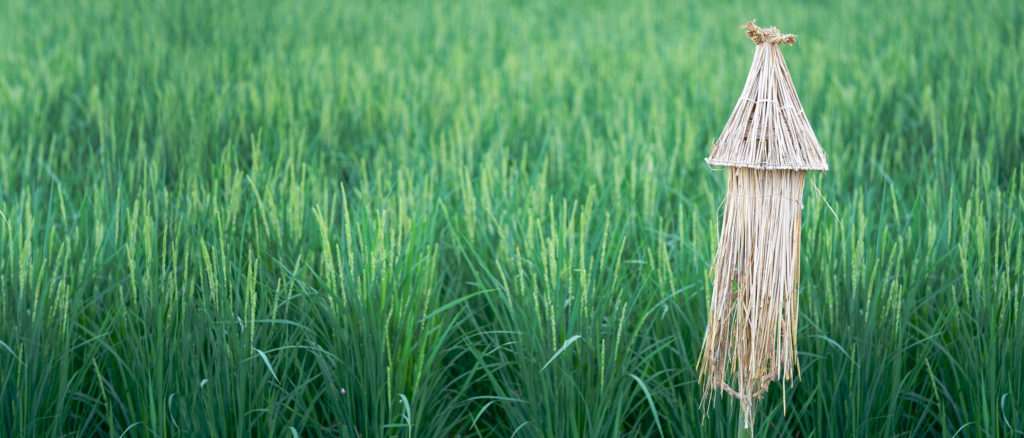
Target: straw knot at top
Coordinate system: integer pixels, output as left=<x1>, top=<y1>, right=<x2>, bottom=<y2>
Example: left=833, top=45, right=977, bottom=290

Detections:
left=743, top=20, right=796, bottom=46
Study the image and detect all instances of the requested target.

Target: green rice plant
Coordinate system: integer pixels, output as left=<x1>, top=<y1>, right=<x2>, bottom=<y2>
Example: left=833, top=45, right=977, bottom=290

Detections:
left=0, top=0, right=1021, bottom=436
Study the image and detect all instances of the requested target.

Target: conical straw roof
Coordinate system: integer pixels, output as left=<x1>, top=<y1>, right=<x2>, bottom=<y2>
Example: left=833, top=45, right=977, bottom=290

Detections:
left=706, top=21, right=828, bottom=171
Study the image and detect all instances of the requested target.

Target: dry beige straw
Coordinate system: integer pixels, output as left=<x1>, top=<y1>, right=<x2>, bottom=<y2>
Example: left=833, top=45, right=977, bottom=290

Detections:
left=706, top=21, right=827, bottom=171
left=697, top=20, right=828, bottom=430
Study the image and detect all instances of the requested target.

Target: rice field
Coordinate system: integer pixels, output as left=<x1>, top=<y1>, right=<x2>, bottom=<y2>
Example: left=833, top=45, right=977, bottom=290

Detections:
left=0, top=0, right=1021, bottom=436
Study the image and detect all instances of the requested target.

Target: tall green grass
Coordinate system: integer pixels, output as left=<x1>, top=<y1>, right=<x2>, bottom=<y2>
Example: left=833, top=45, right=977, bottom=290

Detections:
left=0, top=0, right=1021, bottom=436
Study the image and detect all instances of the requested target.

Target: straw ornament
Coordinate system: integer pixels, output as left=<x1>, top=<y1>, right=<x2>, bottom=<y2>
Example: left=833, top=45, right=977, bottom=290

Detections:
left=697, top=20, right=828, bottom=430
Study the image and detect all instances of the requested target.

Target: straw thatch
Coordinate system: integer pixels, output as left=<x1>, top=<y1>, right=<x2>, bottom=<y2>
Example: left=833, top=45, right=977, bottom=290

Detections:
left=706, top=21, right=828, bottom=171
left=698, top=21, right=827, bottom=429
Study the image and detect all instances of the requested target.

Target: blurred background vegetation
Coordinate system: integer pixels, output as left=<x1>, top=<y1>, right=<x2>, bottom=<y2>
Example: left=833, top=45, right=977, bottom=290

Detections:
left=0, top=0, right=1021, bottom=436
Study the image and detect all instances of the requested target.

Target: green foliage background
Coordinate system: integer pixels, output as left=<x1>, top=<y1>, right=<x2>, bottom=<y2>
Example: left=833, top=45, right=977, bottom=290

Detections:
left=1, top=0, right=1021, bottom=436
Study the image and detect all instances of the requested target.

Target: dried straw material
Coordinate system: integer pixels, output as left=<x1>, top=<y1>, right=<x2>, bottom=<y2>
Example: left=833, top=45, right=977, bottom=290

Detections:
left=706, top=21, right=828, bottom=171
left=698, top=21, right=827, bottom=430
left=698, top=168, right=805, bottom=426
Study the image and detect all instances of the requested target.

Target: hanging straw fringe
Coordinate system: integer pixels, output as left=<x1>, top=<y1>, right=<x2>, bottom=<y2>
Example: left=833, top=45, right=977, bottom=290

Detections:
left=698, top=168, right=805, bottom=429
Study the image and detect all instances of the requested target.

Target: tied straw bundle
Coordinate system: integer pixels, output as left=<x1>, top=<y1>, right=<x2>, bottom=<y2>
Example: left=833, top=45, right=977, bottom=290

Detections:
left=697, top=20, right=828, bottom=430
